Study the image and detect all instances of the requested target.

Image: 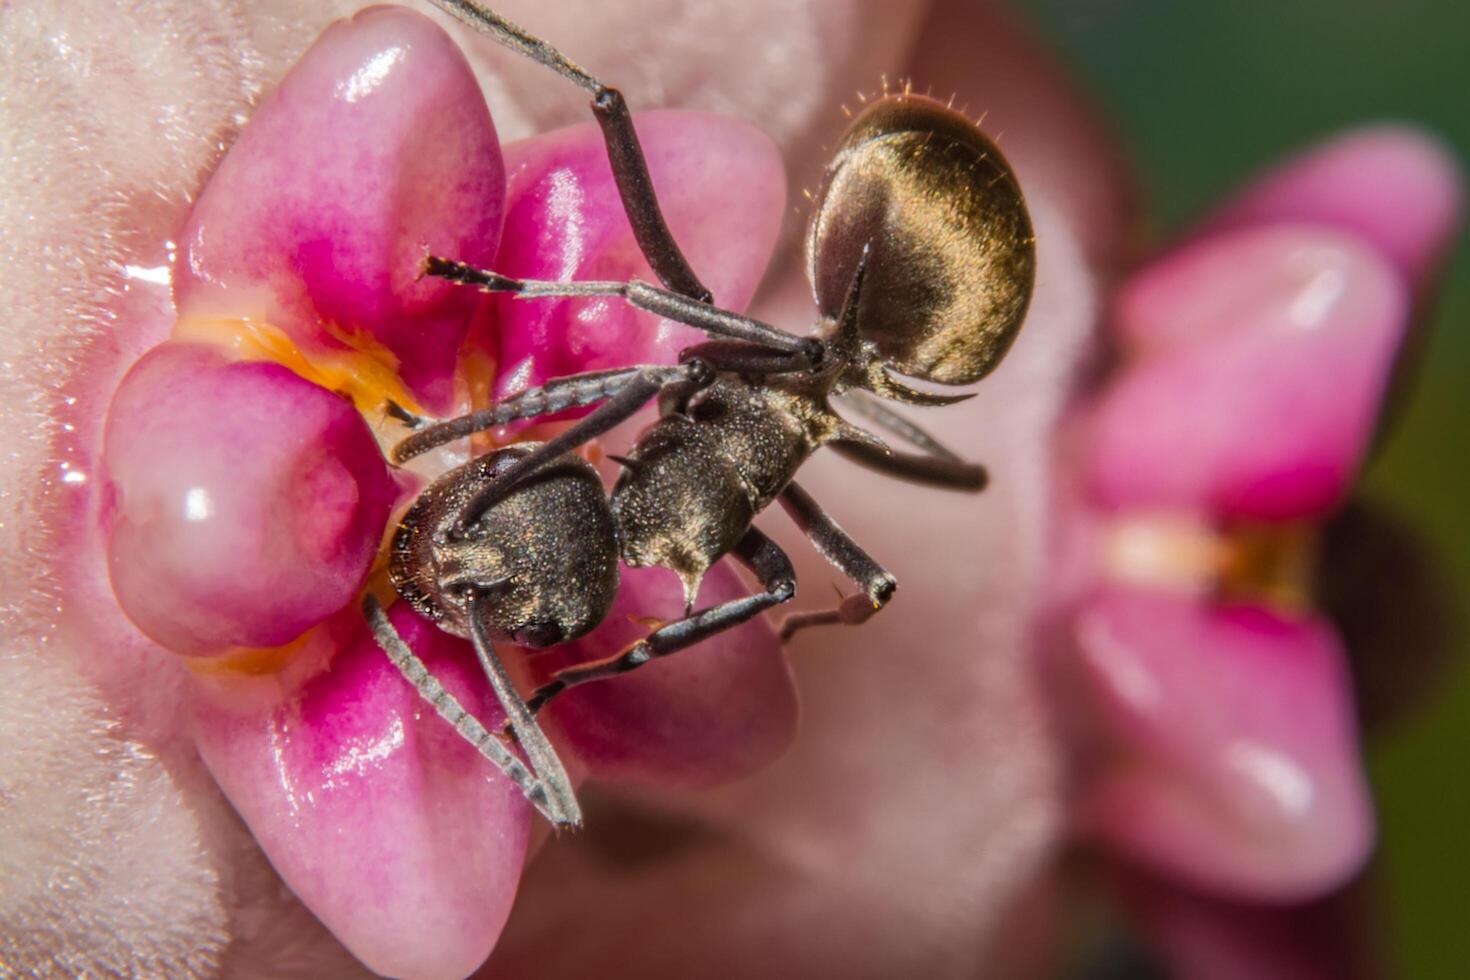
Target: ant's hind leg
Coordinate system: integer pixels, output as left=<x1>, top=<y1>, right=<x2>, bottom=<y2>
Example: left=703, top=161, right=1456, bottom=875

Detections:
left=362, top=595, right=576, bottom=827
left=426, top=0, right=710, bottom=302
left=524, top=527, right=797, bottom=713
left=775, top=481, right=897, bottom=642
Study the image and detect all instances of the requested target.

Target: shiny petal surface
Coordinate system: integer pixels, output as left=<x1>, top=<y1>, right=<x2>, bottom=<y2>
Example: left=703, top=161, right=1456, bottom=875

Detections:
left=1070, top=589, right=1372, bottom=901
left=489, top=111, right=785, bottom=398
left=175, top=6, right=504, bottom=413
left=1092, top=225, right=1407, bottom=520
left=1211, top=125, right=1465, bottom=287
left=101, top=342, right=397, bottom=656
left=539, top=562, right=797, bottom=787
left=191, top=603, right=530, bottom=980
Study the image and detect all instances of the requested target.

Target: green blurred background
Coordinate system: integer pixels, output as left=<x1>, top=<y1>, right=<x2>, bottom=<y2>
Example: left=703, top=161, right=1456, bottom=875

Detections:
left=1021, top=2, right=1468, bottom=976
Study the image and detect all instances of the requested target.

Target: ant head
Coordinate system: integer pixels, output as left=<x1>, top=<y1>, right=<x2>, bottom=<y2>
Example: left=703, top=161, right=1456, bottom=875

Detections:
left=807, top=94, right=1036, bottom=398
left=391, top=445, right=620, bottom=648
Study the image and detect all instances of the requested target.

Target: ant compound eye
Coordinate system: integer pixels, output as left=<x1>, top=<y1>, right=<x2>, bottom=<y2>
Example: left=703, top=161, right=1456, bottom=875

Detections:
left=806, top=94, right=1036, bottom=386
left=101, top=343, right=397, bottom=656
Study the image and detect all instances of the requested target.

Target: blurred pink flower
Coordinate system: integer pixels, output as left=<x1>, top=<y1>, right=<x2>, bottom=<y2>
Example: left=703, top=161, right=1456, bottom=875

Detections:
left=1047, top=125, right=1462, bottom=905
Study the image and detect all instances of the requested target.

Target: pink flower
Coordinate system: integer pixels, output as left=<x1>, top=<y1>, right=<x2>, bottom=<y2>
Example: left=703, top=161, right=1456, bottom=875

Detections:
left=1049, top=125, right=1462, bottom=903
left=0, top=1, right=1459, bottom=977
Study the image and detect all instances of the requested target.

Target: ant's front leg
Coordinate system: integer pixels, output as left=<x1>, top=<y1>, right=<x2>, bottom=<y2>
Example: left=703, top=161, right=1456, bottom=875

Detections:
left=391, top=364, right=685, bottom=463
left=774, top=481, right=898, bottom=642
left=387, top=357, right=714, bottom=537
left=524, top=527, right=797, bottom=713
left=450, top=358, right=720, bottom=533
left=426, top=0, right=710, bottom=303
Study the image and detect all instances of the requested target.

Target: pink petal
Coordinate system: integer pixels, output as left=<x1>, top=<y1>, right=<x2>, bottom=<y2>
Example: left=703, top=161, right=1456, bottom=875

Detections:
left=100, top=342, right=398, bottom=656
left=1091, top=225, right=1408, bottom=519
left=1211, top=125, right=1465, bottom=288
left=174, top=6, right=504, bottom=413
left=489, top=111, right=785, bottom=396
left=537, top=562, right=797, bottom=787
left=1067, top=588, right=1373, bottom=901
left=192, top=603, right=530, bottom=980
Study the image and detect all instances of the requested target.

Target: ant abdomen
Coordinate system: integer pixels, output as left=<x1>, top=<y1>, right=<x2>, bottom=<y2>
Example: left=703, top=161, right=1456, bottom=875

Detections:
left=806, top=93, right=1036, bottom=386
left=390, top=443, right=619, bottom=649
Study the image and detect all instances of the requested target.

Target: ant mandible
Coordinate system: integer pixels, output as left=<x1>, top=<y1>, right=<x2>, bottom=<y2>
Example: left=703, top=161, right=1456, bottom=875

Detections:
left=362, top=0, right=1036, bottom=828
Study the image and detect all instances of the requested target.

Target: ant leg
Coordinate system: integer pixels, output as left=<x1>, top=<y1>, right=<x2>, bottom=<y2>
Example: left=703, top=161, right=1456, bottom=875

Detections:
left=391, top=339, right=817, bottom=467
left=362, top=595, right=575, bottom=827
left=393, top=364, right=675, bottom=463
left=383, top=399, right=430, bottom=431
left=831, top=440, right=989, bottom=492
left=426, top=0, right=709, bottom=302
left=453, top=359, right=716, bottom=533
left=678, top=340, right=818, bottom=377
left=466, top=590, right=581, bottom=828
left=835, top=389, right=966, bottom=461
left=774, top=481, right=897, bottom=641
left=831, top=392, right=988, bottom=492
left=426, top=257, right=818, bottom=361
left=525, top=527, right=796, bottom=713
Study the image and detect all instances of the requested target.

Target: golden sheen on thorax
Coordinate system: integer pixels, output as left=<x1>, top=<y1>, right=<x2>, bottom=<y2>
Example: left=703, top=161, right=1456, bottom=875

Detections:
left=808, top=95, right=1036, bottom=386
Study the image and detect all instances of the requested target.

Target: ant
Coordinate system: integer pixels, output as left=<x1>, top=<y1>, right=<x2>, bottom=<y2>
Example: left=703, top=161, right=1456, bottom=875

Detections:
left=362, top=0, right=1036, bottom=828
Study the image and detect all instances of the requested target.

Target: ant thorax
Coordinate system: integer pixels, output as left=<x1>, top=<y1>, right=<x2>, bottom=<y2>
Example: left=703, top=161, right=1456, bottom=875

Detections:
left=611, top=374, right=850, bottom=607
